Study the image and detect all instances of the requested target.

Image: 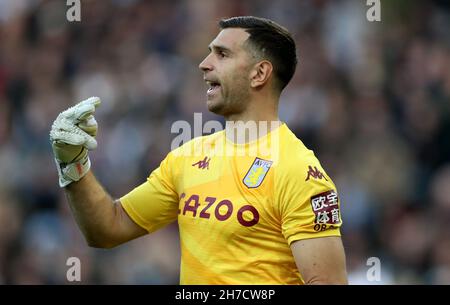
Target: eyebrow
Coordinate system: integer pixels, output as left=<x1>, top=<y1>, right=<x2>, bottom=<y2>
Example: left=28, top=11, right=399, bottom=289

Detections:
left=208, top=44, right=232, bottom=54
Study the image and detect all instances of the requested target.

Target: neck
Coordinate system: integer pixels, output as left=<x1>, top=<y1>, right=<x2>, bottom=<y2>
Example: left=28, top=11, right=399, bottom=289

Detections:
left=224, top=94, right=282, bottom=144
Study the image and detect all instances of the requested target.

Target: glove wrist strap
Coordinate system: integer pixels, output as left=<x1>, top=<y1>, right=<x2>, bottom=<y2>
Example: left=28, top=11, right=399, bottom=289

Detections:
left=56, top=154, right=91, bottom=188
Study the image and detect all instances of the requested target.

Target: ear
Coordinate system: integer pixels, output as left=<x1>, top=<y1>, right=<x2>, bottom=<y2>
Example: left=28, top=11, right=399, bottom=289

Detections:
left=249, top=60, right=273, bottom=89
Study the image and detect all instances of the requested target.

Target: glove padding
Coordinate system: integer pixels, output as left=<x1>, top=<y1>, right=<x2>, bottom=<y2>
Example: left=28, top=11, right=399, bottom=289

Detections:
left=50, top=97, right=101, bottom=187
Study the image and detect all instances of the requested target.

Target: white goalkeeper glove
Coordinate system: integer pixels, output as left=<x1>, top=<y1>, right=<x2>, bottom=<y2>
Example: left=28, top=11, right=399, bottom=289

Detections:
left=50, top=97, right=101, bottom=187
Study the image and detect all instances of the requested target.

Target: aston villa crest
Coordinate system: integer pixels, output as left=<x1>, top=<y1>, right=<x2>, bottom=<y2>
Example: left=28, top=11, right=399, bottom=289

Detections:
left=243, top=157, right=273, bottom=188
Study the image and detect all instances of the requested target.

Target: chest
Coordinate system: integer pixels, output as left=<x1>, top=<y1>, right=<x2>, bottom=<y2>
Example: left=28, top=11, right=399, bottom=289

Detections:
left=176, top=154, right=279, bottom=236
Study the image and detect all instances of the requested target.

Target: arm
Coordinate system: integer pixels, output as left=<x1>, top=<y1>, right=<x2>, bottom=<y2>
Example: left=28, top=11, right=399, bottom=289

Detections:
left=65, top=171, right=147, bottom=249
left=50, top=97, right=146, bottom=249
left=291, top=236, right=348, bottom=284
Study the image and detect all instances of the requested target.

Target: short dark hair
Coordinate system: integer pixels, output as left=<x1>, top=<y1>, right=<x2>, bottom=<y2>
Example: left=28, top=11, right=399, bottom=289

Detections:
left=219, top=16, right=297, bottom=92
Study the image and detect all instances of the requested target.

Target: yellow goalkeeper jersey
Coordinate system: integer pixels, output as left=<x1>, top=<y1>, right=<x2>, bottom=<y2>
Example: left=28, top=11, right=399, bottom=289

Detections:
left=120, top=123, right=342, bottom=284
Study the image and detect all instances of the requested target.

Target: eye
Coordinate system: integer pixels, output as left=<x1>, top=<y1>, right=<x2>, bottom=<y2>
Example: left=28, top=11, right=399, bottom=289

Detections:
left=217, top=50, right=226, bottom=59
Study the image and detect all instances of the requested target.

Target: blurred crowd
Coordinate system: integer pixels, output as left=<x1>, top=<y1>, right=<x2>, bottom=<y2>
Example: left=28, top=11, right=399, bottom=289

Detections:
left=0, top=0, right=450, bottom=284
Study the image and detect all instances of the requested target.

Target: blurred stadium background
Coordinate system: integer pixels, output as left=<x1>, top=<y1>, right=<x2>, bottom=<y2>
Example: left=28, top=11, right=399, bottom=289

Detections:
left=1, top=0, right=450, bottom=284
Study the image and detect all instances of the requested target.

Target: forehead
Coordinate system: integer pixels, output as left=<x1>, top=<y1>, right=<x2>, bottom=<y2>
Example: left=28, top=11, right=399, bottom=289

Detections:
left=210, top=28, right=250, bottom=51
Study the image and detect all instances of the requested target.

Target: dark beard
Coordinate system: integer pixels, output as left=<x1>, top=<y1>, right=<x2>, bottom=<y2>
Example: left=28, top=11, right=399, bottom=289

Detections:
left=207, top=87, right=250, bottom=117
left=207, top=98, right=226, bottom=115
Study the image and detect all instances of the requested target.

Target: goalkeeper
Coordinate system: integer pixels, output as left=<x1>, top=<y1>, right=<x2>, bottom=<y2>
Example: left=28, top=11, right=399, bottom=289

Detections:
left=50, top=16, right=347, bottom=284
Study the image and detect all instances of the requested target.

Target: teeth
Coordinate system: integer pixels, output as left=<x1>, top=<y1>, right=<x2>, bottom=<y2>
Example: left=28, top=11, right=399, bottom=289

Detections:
left=207, top=84, right=220, bottom=94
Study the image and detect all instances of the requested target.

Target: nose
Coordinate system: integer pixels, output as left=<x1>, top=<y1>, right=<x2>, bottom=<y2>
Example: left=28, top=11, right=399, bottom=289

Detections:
left=199, top=54, right=213, bottom=72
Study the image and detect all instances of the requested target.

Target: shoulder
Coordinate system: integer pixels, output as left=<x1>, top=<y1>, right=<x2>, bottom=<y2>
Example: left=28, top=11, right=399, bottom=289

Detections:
left=278, top=125, right=323, bottom=173
left=169, top=130, right=225, bottom=160
left=275, top=126, right=338, bottom=212
left=276, top=125, right=333, bottom=188
left=156, top=131, right=225, bottom=181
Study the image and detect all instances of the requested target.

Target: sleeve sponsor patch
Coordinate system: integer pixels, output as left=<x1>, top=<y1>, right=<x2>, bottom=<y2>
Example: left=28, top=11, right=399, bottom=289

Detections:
left=310, top=190, right=341, bottom=224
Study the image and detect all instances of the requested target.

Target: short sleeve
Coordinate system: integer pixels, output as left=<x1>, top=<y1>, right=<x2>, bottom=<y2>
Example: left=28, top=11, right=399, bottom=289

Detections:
left=279, top=153, right=342, bottom=245
left=120, top=152, right=179, bottom=233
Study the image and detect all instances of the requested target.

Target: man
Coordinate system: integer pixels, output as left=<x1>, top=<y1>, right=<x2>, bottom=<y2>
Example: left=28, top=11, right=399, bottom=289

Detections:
left=50, top=16, right=347, bottom=284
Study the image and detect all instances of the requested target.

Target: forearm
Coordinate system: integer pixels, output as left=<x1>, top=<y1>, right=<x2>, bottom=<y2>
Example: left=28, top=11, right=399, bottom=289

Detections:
left=65, top=170, right=119, bottom=248
left=51, top=98, right=147, bottom=248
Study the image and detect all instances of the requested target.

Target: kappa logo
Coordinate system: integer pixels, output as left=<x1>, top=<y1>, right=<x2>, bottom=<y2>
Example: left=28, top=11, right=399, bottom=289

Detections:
left=192, top=156, right=210, bottom=170
left=305, top=165, right=328, bottom=181
left=243, top=157, right=273, bottom=188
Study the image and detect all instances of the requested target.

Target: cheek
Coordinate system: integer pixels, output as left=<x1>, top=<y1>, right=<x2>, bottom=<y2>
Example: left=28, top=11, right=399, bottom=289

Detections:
left=227, top=68, right=248, bottom=84
left=233, top=73, right=250, bottom=91
left=236, top=65, right=251, bottom=84
left=221, top=64, right=251, bottom=93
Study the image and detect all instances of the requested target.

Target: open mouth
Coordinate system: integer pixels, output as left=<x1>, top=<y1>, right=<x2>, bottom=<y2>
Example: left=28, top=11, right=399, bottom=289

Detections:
left=206, top=81, right=221, bottom=95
